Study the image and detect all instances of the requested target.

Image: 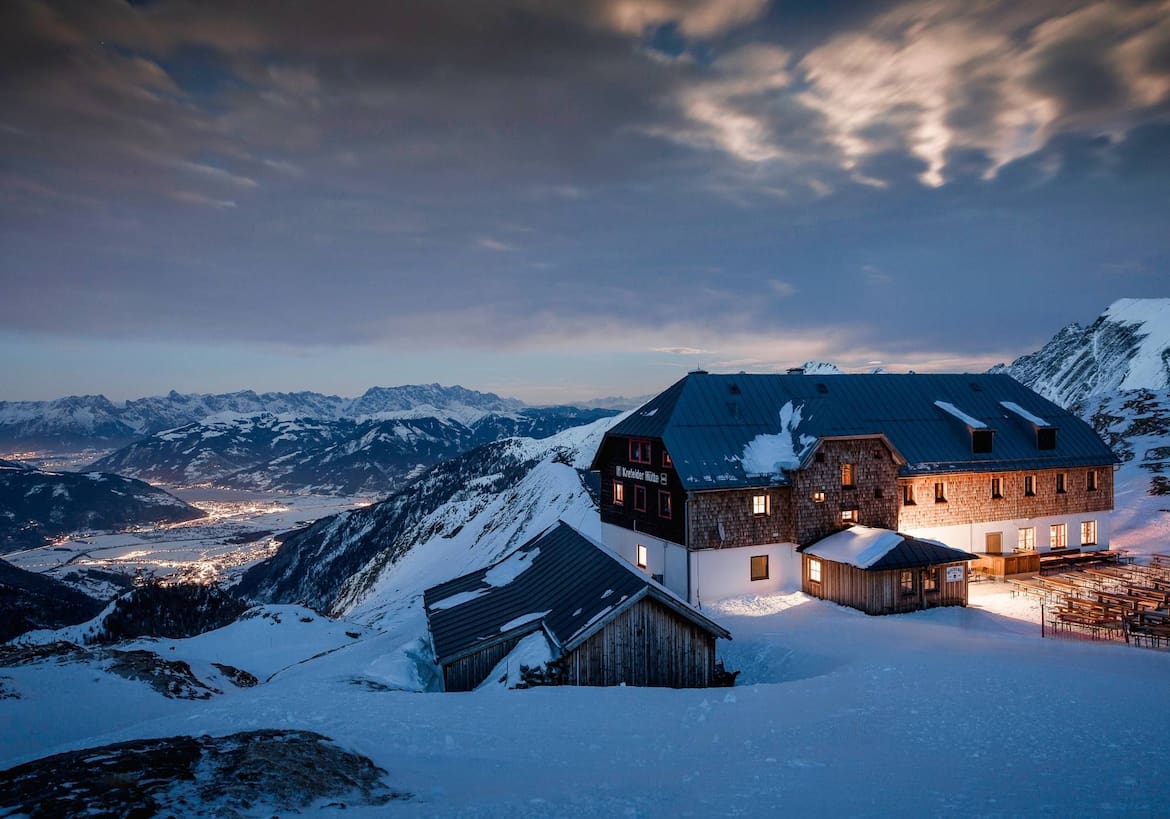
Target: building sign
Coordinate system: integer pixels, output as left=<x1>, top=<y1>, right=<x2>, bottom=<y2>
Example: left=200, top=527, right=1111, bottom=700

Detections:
left=946, top=566, right=964, bottom=583
left=616, top=465, right=668, bottom=485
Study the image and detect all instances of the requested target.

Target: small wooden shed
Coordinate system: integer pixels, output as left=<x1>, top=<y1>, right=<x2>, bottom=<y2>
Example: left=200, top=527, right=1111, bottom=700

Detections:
left=424, top=521, right=732, bottom=691
left=801, top=525, right=976, bottom=615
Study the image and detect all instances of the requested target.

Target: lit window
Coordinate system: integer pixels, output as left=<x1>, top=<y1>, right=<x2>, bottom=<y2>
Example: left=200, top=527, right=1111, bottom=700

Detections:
left=1087, top=470, right=1098, bottom=491
left=809, top=558, right=822, bottom=583
left=634, top=485, right=646, bottom=512
left=752, top=494, right=769, bottom=515
left=662, top=451, right=673, bottom=468
left=658, top=490, right=672, bottom=519
left=750, top=555, right=769, bottom=581
left=629, top=439, right=652, bottom=464
left=899, top=570, right=914, bottom=595
left=1024, top=475, right=1035, bottom=497
left=841, top=463, right=855, bottom=487
left=903, top=484, right=916, bottom=505
left=1081, top=520, right=1097, bottom=546
left=613, top=481, right=624, bottom=506
left=934, top=482, right=946, bottom=503
left=636, top=543, right=648, bottom=569
left=1050, top=523, right=1067, bottom=549
left=1018, top=527, right=1035, bottom=551
left=1056, top=473, right=1067, bottom=494
left=812, top=491, right=826, bottom=503
left=990, top=477, right=1002, bottom=499
left=841, top=509, right=858, bottom=523
left=922, top=568, right=938, bottom=592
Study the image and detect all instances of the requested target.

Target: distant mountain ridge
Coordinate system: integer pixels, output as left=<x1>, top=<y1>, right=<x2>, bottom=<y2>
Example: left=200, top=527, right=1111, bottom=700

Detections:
left=0, top=462, right=206, bottom=552
left=0, top=384, right=529, bottom=450
left=87, top=406, right=618, bottom=496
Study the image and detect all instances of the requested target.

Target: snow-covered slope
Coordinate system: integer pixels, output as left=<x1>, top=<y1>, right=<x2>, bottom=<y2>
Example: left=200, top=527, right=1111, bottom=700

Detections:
left=993, top=298, right=1170, bottom=553
left=234, top=415, right=620, bottom=616
left=992, top=297, right=1170, bottom=412
left=0, top=463, right=206, bottom=552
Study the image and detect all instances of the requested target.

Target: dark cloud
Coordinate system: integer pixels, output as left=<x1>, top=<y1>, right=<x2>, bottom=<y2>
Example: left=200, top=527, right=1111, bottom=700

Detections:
left=0, top=0, right=1168, bottom=393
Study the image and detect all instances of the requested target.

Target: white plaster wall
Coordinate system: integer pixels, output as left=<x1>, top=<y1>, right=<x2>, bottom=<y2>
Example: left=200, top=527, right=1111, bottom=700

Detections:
left=902, top=512, right=1110, bottom=554
left=598, top=522, right=689, bottom=599
left=689, top=543, right=801, bottom=607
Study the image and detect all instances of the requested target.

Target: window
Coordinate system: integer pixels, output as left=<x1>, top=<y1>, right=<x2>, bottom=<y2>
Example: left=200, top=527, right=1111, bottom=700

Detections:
left=899, top=570, right=914, bottom=595
left=658, top=490, right=672, bottom=519
left=841, top=463, right=855, bottom=487
left=841, top=509, right=858, bottom=523
left=809, top=558, right=822, bottom=583
left=662, top=451, right=673, bottom=468
left=750, top=555, right=769, bottom=582
left=633, top=485, right=646, bottom=512
left=613, top=481, right=624, bottom=506
left=972, top=429, right=994, bottom=453
left=1050, top=523, right=1067, bottom=549
left=812, top=491, right=826, bottom=503
left=1081, top=520, right=1098, bottom=546
left=629, top=438, right=651, bottom=464
left=636, top=543, right=648, bottom=569
left=903, top=484, right=916, bottom=506
left=934, top=481, right=947, bottom=503
left=815, top=451, right=825, bottom=463
left=1037, top=428, right=1057, bottom=450
left=1018, top=527, right=1035, bottom=551
left=1056, top=472, right=1067, bottom=494
left=922, top=568, right=938, bottom=592
left=1087, top=469, right=1099, bottom=491
left=751, top=494, right=770, bottom=516
left=990, top=477, right=1003, bottom=499
left=1024, top=475, right=1035, bottom=497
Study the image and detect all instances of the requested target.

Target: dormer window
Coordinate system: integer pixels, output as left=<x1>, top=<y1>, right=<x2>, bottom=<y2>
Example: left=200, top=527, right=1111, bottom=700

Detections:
left=1037, top=428, right=1057, bottom=450
left=972, top=429, right=994, bottom=454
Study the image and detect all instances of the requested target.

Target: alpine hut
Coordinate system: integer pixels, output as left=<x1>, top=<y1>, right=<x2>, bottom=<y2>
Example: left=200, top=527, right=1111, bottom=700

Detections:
left=424, top=521, right=731, bottom=691
left=800, top=525, right=977, bottom=615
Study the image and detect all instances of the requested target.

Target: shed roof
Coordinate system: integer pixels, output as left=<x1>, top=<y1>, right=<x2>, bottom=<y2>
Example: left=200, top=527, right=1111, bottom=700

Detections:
left=591, top=372, right=1118, bottom=491
left=802, top=525, right=977, bottom=571
left=423, top=521, right=731, bottom=667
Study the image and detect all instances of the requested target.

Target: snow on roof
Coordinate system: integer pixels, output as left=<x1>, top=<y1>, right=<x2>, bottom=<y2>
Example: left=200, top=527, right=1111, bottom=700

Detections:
left=1000, top=401, right=1051, bottom=427
left=934, top=401, right=987, bottom=429
left=803, top=526, right=908, bottom=569
left=741, top=401, right=815, bottom=474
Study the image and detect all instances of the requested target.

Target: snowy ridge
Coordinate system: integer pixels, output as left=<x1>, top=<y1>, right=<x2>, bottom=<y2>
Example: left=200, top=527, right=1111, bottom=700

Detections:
left=992, top=297, right=1170, bottom=412
left=234, top=414, right=622, bottom=618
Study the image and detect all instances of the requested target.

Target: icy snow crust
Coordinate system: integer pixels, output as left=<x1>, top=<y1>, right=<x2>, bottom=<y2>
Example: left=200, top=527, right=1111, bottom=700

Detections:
left=802, top=525, right=907, bottom=569
left=740, top=401, right=816, bottom=475
left=1000, top=400, right=1050, bottom=427
left=933, top=400, right=987, bottom=429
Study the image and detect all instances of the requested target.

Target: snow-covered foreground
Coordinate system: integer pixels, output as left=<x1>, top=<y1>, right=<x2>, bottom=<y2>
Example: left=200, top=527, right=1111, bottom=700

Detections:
left=4, top=586, right=1168, bottom=817
left=3, top=488, right=371, bottom=595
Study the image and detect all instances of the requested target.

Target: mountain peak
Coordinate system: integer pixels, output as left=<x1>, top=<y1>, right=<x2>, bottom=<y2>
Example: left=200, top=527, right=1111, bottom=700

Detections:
left=993, top=297, right=1170, bottom=410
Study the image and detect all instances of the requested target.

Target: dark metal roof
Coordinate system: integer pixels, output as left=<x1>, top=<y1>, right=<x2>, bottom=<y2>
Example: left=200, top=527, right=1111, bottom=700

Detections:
left=595, top=372, right=1118, bottom=491
left=423, top=521, right=730, bottom=667
left=866, top=536, right=978, bottom=571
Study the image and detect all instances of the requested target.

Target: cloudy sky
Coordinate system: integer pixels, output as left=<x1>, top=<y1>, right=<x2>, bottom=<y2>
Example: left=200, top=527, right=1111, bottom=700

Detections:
left=3, top=0, right=1168, bottom=403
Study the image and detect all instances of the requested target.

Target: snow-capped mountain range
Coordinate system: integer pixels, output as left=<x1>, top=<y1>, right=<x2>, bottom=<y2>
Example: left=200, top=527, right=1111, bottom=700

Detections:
left=85, top=405, right=617, bottom=495
left=0, top=384, right=528, bottom=450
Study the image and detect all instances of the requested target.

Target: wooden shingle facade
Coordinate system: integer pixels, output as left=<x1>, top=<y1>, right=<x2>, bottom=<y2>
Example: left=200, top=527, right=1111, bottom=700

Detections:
left=424, top=522, right=731, bottom=691
left=591, top=371, right=1118, bottom=606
